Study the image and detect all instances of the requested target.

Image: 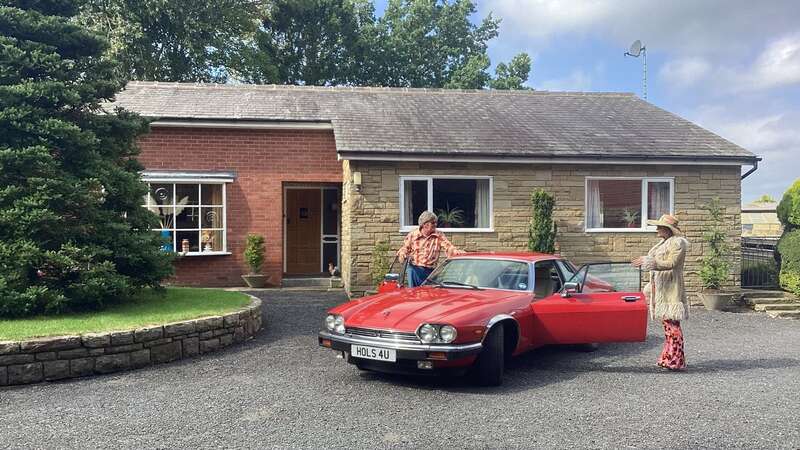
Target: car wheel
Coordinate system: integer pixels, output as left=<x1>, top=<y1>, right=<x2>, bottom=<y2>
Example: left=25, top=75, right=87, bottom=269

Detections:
left=472, top=325, right=504, bottom=386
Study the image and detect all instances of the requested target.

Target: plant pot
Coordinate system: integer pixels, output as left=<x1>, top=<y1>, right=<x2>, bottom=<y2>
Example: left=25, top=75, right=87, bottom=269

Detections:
left=699, top=291, right=733, bottom=311
left=242, top=274, right=267, bottom=288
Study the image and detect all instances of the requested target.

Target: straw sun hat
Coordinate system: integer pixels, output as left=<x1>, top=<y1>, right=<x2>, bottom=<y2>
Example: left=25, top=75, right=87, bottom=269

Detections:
left=647, top=214, right=682, bottom=235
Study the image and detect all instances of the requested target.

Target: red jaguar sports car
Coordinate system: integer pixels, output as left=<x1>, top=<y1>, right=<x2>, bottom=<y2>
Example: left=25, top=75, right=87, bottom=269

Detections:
left=318, top=253, right=647, bottom=386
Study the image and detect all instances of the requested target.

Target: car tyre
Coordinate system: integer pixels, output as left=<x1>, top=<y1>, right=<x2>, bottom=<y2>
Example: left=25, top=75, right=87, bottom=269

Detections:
left=472, top=325, right=504, bottom=386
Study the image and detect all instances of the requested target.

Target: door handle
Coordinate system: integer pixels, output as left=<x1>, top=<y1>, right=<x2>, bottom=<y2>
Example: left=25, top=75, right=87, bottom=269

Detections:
left=622, top=296, right=640, bottom=302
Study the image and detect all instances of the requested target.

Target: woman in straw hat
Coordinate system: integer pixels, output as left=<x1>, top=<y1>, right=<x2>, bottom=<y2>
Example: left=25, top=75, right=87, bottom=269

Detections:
left=632, top=214, right=690, bottom=371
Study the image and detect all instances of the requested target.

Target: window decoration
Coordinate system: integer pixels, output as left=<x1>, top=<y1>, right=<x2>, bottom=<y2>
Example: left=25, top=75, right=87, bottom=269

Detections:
left=585, top=177, right=673, bottom=231
left=142, top=182, right=227, bottom=254
left=400, top=176, right=492, bottom=231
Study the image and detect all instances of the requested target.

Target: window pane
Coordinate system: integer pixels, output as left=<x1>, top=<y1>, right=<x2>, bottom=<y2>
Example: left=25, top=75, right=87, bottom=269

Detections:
left=201, top=207, right=223, bottom=229
left=154, top=206, right=174, bottom=230
left=201, top=184, right=223, bottom=205
left=177, top=231, right=199, bottom=253
left=149, top=183, right=173, bottom=205
left=433, top=179, right=478, bottom=228
left=176, top=184, right=199, bottom=206
left=322, top=189, right=339, bottom=235
left=587, top=179, right=642, bottom=229
left=647, top=182, right=671, bottom=221
left=200, top=230, right=223, bottom=252
left=403, top=180, right=428, bottom=227
left=176, top=207, right=199, bottom=229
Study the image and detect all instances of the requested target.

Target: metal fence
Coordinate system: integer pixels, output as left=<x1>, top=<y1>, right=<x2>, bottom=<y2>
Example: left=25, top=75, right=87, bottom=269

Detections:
left=741, top=237, right=780, bottom=289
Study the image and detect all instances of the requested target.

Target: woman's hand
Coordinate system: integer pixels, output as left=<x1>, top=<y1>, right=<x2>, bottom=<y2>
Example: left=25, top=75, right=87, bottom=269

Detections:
left=631, top=256, right=645, bottom=268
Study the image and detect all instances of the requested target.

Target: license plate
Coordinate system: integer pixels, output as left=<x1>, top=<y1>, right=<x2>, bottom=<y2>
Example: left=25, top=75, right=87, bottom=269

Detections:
left=351, top=344, right=397, bottom=362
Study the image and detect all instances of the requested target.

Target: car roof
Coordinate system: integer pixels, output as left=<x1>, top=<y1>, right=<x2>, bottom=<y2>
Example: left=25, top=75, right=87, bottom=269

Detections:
left=450, top=252, right=560, bottom=263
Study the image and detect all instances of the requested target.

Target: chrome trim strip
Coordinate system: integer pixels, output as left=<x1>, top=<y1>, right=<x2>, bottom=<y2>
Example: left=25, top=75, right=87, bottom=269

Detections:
left=483, top=314, right=518, bottom=344
left=320, top=331, right=482, bottom=352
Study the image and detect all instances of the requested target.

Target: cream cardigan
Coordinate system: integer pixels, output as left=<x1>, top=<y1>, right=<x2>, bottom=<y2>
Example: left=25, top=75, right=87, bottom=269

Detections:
left=642, top=235, right=690, bottom=321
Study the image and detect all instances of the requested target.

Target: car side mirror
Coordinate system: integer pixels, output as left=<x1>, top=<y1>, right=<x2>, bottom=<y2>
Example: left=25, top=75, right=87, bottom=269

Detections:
left=561, top=281, right=580, bottom=298
left=384, top=273, right=400, bottom=282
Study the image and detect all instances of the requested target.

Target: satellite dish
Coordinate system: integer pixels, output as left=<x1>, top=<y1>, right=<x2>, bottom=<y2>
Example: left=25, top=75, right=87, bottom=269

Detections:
left=628, top=40, right=642, bottom=57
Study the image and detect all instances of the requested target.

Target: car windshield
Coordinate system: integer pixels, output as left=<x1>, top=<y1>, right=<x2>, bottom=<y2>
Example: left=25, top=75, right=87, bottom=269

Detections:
left=425, top=259, right=530, bottom=291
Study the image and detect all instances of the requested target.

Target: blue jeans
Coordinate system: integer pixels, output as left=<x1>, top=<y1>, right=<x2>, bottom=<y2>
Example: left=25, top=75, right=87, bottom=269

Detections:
left=407, top=264, right=433, bottom=287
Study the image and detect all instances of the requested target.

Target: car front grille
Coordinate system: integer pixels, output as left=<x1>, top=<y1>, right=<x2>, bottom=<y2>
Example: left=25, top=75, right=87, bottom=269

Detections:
left=346, top=327, right=419, bottom=342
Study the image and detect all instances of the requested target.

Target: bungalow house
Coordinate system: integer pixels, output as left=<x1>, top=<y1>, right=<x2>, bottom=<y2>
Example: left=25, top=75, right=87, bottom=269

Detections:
left=113, top=82, right=759, bottom=297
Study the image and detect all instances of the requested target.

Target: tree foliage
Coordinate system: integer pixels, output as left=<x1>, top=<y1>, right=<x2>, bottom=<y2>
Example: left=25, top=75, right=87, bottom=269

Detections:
left=0, top=0, right=173, bottom=317
left=79, top=0, right=263, bottom=82
left=776, top=179, right=800, bottom=295
left=490, top=53, right=532, bottom=90
left=528, top=189, right=557, bottom=254
left=243, top=234, right=265, bottom=273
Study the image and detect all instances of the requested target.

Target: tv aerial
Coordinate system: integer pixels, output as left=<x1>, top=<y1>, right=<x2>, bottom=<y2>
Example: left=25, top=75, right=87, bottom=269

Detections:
left=624, top=40, right=647, bottom=100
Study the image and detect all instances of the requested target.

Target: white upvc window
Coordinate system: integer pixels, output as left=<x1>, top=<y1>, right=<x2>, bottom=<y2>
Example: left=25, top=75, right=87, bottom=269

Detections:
left=585, top=177, right=674, bottom=232
left=399, top=175, right=493, bottom=232
left=141, top=174, right=232, bottom=256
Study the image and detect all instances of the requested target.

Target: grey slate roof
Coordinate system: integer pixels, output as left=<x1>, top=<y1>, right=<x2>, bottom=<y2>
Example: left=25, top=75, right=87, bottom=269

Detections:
left=112, top=82, right=757, bottom=162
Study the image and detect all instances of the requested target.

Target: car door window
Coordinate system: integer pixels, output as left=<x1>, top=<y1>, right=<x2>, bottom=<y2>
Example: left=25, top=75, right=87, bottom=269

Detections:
left=533, top=261, right=562, bottom=298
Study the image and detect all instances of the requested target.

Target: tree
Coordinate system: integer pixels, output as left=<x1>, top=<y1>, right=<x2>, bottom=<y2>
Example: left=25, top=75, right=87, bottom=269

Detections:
left=490, top=52, right=532, bottom=90
left=233, top=0, right=375, bottom=85
left=0, top=0, right=173, bottom=317
left=776, top=180, right=800, bottom=295
left=753, top=194, right=776, bottom=203
left=79, top=0, right=263, bottom=82
left=528, top=189, right=557, bottom=253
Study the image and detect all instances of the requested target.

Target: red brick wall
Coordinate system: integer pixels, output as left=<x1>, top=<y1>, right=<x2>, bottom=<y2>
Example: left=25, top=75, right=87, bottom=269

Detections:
left=137, top=127, right=342, bottom=287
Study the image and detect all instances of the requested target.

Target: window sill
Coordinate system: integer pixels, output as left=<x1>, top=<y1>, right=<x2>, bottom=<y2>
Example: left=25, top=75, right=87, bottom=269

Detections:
left=176, top=251, right=232, bottom=257
left=585, top=228, right=656, bottom=233
left=399, top=227, right=495, bottom=233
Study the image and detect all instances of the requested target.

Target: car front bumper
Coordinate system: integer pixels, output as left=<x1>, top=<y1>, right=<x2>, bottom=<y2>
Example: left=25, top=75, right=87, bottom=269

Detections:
left=318, top=330, right=482, bottom=362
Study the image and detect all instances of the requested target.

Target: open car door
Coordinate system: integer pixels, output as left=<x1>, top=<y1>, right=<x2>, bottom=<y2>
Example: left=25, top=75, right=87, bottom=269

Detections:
left=531, top=262, right=647, bottom=345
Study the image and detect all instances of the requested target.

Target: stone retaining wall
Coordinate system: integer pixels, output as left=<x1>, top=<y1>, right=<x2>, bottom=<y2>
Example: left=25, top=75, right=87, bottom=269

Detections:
left=0, top=297, right=262, bottom=387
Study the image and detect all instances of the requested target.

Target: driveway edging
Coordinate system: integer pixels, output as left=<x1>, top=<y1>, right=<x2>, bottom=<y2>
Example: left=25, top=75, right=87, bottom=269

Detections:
left=0, top=295, right=263, bottom=387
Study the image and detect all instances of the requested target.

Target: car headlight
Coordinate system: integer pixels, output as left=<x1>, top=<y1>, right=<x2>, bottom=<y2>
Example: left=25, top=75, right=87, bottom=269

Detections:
left=325, top=314, right=336, bottom=331
left=439, top=325, right=457, bottom=343
left=333, top=315, right=345, bottom=334
left=418, top=323, right=438, bottom=343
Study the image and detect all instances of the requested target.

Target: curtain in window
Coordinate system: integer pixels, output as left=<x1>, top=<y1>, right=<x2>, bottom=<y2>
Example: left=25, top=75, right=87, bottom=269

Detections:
left=648, top=182, right=670, bottom=220
left=474, top=179, right=490, bottom=228
left=586, top=180, right=604, bottom=228
left=403, top=180, right=413, bottom=227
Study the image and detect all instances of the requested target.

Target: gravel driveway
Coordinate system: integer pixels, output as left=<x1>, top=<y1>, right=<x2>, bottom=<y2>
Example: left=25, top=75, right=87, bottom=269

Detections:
left=1, top=290, right=799, bottom=449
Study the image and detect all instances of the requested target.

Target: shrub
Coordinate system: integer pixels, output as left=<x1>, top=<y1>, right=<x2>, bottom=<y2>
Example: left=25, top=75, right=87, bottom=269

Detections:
left=698, top=198, right=730, bottom=290
left=777, top=229, right=800, bottom=296
left=243, top=234, right=265, bottom=274
left=0, top=2, right=173, bottom=317
left=777, top=179, right=800, bottom=228
left=528, top=189, right=557, bottom=253
left=370, top=240, right=393, bottom=286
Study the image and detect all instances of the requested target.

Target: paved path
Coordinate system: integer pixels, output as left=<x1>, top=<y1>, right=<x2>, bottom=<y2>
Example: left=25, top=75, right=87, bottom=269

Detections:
left=1, top=290, right=799, bottom=449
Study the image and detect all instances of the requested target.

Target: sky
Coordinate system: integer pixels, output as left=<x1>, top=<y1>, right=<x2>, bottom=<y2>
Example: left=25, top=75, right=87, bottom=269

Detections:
left=375, top=0, right=800, bottom=204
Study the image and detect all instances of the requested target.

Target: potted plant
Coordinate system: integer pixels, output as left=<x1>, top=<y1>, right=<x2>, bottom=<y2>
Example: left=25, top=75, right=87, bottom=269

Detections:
left=435, top=203, right=466, bottom=228
left=698, top=198, right=733, bottom=310
left=242, top=233, right=268, bottom=288
left=622, top=208, right=640, bottom=228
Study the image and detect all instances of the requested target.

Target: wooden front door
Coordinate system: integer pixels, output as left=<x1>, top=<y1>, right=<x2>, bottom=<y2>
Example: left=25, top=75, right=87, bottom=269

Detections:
left=286, top=189, right=321, bottom=274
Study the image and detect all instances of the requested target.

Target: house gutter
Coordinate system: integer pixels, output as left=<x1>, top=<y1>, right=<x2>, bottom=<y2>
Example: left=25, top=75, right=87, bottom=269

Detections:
left=149, top=119, right=334, bottom=130
left=740, top=158, right=760, bottom=180
left=338, top=152, right=760, bottom=167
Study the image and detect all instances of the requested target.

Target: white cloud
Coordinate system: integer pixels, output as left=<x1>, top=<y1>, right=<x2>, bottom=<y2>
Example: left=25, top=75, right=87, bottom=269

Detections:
left=746, top=33, right=800, bottom=90
left=481, top=0, right=800, bottom=57
left=537, top=69, right=592, bottom=91
left=659, top=57, right=712, bottom=87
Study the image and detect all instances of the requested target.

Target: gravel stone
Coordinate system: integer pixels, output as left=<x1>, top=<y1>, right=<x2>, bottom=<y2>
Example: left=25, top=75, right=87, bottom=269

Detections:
left=130, top=350, right=151, bottom=369
left=7, top=363, right=43, bottom=385
left=19, top=336, right=80, bottom=353
left=150, top=341, right=181, bottom=364
left=34, top=352, right=57, bottom=361
left=109, top=331, right=135, bottom=346
left=69, top=358, right=94, bottom=377
left=94, top=354, right=130, bottom=374
left=199, top=338, right=219, bottom=353
left=82, top=333, right=110, bottom=348
left=163, top=322, right=195, bottom=337
left=57, top=348, right=89, bottom=359
left=43, top=360, right=70, bottom=381
left=1, top=291, right=798, bottom=449
left=0, top=354, right=34, bottom=365
left=182, top=337, right=200, bottom=357
left=134, top=326, right=163, bottom=342
left=0, top=366, right=6, bottom=385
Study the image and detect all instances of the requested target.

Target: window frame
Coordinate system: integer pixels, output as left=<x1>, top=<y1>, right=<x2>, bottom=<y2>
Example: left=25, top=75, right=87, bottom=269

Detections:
left=398, top=175, right=494, bottom=233
left=584, top=176, right=675, bottom=233
left=141, top=178, right=230, bottom=256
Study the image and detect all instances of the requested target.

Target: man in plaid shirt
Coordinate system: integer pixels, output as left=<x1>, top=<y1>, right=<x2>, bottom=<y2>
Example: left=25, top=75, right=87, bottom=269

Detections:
left=397, top=210, right=465, bottom=287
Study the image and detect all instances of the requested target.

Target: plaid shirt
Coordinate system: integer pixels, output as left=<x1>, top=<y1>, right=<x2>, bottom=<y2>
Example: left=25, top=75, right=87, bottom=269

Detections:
left=400, top=228, right=456, bottom=268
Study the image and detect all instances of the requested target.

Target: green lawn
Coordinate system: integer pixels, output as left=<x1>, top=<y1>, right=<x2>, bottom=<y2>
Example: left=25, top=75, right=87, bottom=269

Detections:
left=0, top=288, right=252, bottom=341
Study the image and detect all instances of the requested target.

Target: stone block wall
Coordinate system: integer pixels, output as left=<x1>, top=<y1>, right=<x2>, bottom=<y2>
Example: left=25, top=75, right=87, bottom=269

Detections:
left=0, top=298, right=262, bottom=387
left=341, top=161, right=742, bottom=298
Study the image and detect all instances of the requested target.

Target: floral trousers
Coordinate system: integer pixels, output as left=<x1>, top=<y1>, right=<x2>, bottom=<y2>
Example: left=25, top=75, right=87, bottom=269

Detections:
left=658, top=320, right=686, bottom=370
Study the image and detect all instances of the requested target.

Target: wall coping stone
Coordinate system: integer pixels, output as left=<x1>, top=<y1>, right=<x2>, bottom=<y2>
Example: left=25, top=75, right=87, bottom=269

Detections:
left=0, top=295, right=262, bottom=387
